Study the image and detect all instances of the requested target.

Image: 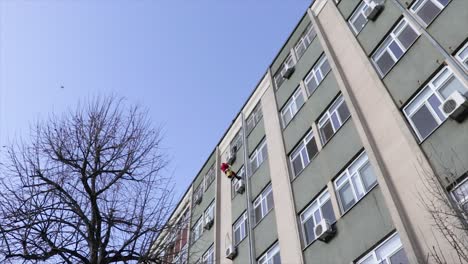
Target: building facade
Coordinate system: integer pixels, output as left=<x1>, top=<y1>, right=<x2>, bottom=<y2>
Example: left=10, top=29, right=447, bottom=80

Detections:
left=154, top=0, right=468, bottom=263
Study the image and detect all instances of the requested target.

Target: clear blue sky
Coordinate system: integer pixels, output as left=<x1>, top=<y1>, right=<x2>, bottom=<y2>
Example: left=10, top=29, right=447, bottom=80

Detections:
left=0, top=0, right=311, bottom=199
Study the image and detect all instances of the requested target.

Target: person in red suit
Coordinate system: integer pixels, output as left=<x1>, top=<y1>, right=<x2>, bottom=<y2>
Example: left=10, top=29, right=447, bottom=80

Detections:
left=220, top=162, right=241, bottom=180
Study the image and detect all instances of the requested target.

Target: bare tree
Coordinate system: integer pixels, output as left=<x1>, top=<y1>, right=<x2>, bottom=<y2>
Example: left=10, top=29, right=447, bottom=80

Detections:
left=0, top=96, right=177, bottom=264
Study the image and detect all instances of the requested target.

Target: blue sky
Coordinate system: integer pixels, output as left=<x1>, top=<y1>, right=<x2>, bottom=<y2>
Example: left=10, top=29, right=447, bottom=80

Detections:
left=0, top=0, right=311, bottom=199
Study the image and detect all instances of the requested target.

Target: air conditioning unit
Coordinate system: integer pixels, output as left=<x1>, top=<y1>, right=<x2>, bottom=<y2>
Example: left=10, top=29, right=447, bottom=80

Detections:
left=227, top=149, right=237, bottom=165
left=204, top=216, right=214, bottom=230
left=234, top=179, right=245, bottom=194
left=282, top=65, right=295, bottom=79
left=364, top=0, right=384, bottom=21
left=194, top=193, right=202, bottom=205
left=439, top=91, right=468, bottom=123
left=314, top=219, right=336, bottom=242
left=225, top=244, right=238, bottom=260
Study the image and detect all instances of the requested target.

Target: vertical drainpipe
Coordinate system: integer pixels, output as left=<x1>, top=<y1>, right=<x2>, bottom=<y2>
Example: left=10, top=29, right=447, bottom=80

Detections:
left=241, top=112, right=257, bottom=264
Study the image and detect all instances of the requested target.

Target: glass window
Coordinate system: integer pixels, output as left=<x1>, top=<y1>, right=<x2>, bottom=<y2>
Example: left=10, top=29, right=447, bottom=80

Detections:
left=246, top=103, right=263, bottom=134
left=455, top=42, right=468, bottom=70
left=231, top=130, right=243, bottom=153
left=202, top=245, right=215, bottom=264
left=410, top=0, right=448, bottom=26
left=250, top=139, right=268, bottom=173
left=191, top=217, right=203, bottom=243
left=274, top=55, right=295, bottom=89
left=403, top=66, right=467, bottom=141
left=232, top=166, right=245, bottom=198
left=253, top=184, right=274, bottom=224
left=318, top=94, right=351, bottom=145
left=204, top=200, right=215, bottom=223
left=372, top=18, right=419, bottom=77
left=300, top=190, right=336, bottom=246
left=193, top=183, right=204, bottom=207
left=233, top=212, right=248, bottom=245
left=334, top=151, right=377, bottom=213
left=295, top=24, right=317, bottom=59
left=357, top=233, right=409, bottom=264
left=289, top=131, right=319, bottom=177
left=349, top=1, right=369, bottom=35
left=304, top=54, right=332, bottom=95
left=280, top=87, right=305, bottom=127
left=451, top=178, right=468, bottom=212
left=204, top=165, right=215, bottom=191
left=258, top=242, right=281, bottom=264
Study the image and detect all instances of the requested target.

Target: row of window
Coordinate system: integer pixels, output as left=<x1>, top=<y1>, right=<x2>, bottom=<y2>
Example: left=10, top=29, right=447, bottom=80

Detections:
left=289, top=94, right=351, bottom=177
left=274, top=23, right=317, bottom=90
left=280, top=54, right=331, bottom=128
left=191, top=201, right=215, bottom=243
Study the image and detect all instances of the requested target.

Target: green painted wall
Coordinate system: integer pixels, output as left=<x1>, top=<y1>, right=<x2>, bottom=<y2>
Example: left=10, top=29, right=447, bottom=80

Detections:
left=302, top=187, right=394, bottom=264
left=271, top=15, right=311, bottom=75
left=248, top=118, right=266, bottom=156
left=250, top=161, right=271, bottom=199
left=383, top=36, right=444, bottom=108
left=422, top=118, right=468, bottom=188
left=357, top=2, right=402, bottom=56
left=253, top=210, right=278, bottom=259
left=275, top=39, right=323, bottom=108
left=428, top=0, right=468, bottom=54
left=337, top=0, right=361, bottom=20
left=231, top=191, right=247, bottom=222
left=292, top=120, right=363, bottom=212
left=283, top=75, right=340, bottom=154
left=233, top=237, right=250, bottom=264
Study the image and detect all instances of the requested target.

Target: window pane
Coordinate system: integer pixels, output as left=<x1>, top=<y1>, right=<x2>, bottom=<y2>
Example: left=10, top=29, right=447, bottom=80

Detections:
left=321, top=200, right=336, bottom=222
left=267, top=191, right=274, bottom=211
left=282, top=110, right=293, bottom=126
left=337, top=101, right=351, bottom=122
left=292, top=156, right=304, bottom=176
left=389, top=41, right=404, bottom=59
left=389, top=248, right=410, bottom=264
left=320, top=58, right=331, bottom=77
left=411, top=104, right=439, bottom=140
left=295, top=91, right=305, bottom=109
left=331, top=113, right=341, bottom=130
left=339, top=182, right=356, bottom=212
left=306, top=76, right=318, bottom=94
left=438, top=76, right=466, bottom=99
left=427, top=94, right=445, bottom=121
left=397, top=25, right=418, bottom=49
left=453, top=181, right=468, bottom=203
left=272, top=252, right=281, bottom=264
left=320, top=120, right=335, bottom=144
left=234, top=229, right=241, bottom=244
left=417, top=0, right=441, bottom=25
left=352, top=174, right=365, bottom=199
left=352, top=14, right=368, bottom=34
left=255, top=205, right=262, bottom=223
left=376, top=51, right=395, bottom=76
left=305, top=138, right=319, bottom=161
left=303, top=218, right=316, bottom=244
left=360, top=162, right=377, bottom=191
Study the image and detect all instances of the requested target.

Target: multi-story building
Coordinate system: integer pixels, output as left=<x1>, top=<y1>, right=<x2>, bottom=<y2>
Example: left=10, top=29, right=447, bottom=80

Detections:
left=153, top=0, right=468, bottom=263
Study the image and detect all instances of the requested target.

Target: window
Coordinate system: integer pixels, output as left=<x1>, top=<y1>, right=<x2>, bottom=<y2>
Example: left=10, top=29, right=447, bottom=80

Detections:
left=451, top=178, right=468, bottom=212
left=258, top=242, right=281, bottom=264
left=233, top=212, right=248, bottom=245
left=253, top=184, right=274, bottom=224
left=455, top=42, right=468, bottom=70
left=202, top=245, right=215, bottom=264
left=232, top=166, right=245, bottom=198
left=304, top=54, right=331, bottom=95
left=274, top=55, right=295, bottom=89
left=231, top=130, right=243, bottom=153
left=249, top=139, right=268, bottom=174
left=204, top=200, right=215, bottom=223
left=191, top=217, right=203, bottom=243
left=372, top=18, right=419, bottom=77
left=356, top=233, right=409, bottom=264
left=334, top=151, right=377, bottom=213
left=300, top=190, right=336, bottom=246
left=204, top=165, right=215, bottom=191
left=289, top=131, right=319, bottom=177
left=403, top=66, right=467, bottom=141
left=295, top=24, right=317, bottom=59
left=280, top=88, right=305, bottom=127
left=410, top=0, right=448, bottom=26
left=349, top=1, right=369, bottom=35
left=246, top=103, right=263, bottom=134
left=318, top=94, right=351, bottom=145
left=193, top=183, right=204, bottom=207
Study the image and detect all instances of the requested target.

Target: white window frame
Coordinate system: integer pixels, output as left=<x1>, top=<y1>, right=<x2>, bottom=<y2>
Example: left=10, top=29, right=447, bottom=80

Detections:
left=202, top=245, right=215, bottom=264
left=204, top=165, right=215, bottom=191
left=334, top=151, right=377, bottom=213
left=371, top=17, right=420, bottom=77
left=191, top=217, right=203, bottom=243
left=300, top=190, right=335, bottom=246
left=249, top=139, right=268, bottom=174
left=253, top=184, right=274, bottom=224
left=280, top=87, right=305, bottom=128
left=349, top=1, right=369, bottom=35
left=410, top=0, right=448, bottom=27
left=233, top=212, right=248, bottom=245
left=455, top=42, right=468, bottom=71
left=403, top=66, right=467, bottom=141
left=304, top=54, right=331, bottom=95
left=258, top=242, right=280, bottom=264
left=294, top=24, right=316, bottom=59
left=204, top=200, right=215, bottom=223
left=356, top=233, right=408, bottom=264
left=289, top=130, right=318, bottom=177
left=274, top=54, right=295, bottom=89
left=451, top=177, right=468, bottom=211
left=317, top=94, right=350, bottom=144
